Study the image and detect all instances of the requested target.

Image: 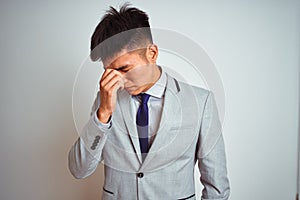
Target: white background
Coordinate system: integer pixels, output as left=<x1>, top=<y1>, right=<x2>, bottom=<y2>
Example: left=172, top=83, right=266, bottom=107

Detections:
left=0, top=1, right=299, bottom=200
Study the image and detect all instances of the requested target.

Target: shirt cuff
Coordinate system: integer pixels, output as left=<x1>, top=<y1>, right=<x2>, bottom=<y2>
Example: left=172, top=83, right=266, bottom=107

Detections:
left=93, top=110, right=112, bottom=130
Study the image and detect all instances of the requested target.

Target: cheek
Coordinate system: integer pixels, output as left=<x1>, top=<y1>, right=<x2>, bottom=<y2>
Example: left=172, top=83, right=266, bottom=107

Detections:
left=124, top=65, right=150, bottom=85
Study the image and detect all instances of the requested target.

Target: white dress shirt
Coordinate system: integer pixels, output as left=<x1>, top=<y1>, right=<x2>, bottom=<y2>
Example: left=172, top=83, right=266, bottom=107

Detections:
left=93, top=66, right=167, bottom=147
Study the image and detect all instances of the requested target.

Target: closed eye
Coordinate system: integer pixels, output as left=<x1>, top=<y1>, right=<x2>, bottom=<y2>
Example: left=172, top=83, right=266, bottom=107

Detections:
left=116, top=65, right=129, bottom=72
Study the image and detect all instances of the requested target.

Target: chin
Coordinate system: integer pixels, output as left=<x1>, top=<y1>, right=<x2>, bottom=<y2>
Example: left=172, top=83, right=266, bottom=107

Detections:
left=124, top=88, right=136, bottom=95
left=126, top=88, right=141, bottom=96
left=125, top=85, right=146, bottom=96
left=129, top=90, right=139, bottom=96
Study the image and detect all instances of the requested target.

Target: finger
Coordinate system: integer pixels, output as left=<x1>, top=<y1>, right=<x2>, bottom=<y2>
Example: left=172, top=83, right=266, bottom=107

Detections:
left=110, top=78, right=124, bottom=93
left=101, top=70, right=123, bottom=88
left=103, top=74, right=123, bottom=90
left=104, top=78, right=122, bottom=97
left=101, top=70, right=115, bottom=87
left=102, top=68, right=123, bottom=80
left=101, top=68, right=114, bottom=81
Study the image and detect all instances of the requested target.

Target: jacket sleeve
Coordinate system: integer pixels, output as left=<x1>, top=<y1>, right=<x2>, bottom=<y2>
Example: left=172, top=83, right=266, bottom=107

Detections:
left=197, top=91, right=230, bottom=200
left=68, top=91, right=110, bottom=179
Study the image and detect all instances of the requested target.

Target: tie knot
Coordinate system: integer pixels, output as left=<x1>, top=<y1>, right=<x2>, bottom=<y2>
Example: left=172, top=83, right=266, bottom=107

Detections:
left=139, top=93, right=150, bottom=104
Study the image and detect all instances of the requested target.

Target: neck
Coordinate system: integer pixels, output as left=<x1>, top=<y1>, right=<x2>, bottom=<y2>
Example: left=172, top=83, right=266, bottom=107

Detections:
left=130, top=64, right=161, bottom=96
left=151, top=64, right=162, bottom=85
left=142, top=64, right=161, bottom=92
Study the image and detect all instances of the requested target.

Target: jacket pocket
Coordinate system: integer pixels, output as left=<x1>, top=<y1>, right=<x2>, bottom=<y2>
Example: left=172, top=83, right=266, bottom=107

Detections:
left=178, top=193, right=195, bottom=200
left=170, top=125, right=194, bottom=131
left=102, top=187, right=114, bottom=200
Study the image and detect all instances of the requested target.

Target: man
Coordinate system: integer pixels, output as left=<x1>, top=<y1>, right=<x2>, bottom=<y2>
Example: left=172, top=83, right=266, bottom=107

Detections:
left=69, top=4, right=230, bottom=200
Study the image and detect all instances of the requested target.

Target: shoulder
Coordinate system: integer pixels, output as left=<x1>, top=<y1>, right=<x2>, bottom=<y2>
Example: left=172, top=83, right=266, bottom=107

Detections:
left=166, top=73, right=211, bottom=100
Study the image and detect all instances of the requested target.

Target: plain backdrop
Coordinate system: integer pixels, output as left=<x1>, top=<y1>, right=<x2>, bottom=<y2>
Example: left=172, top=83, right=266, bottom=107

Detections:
left=0, top=1, right=299, bottom=200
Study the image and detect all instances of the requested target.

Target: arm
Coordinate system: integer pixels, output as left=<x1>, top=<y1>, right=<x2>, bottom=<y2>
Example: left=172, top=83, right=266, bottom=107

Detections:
left=68, top=92, right=111, bottom=179
left=68, top=69, right=124, bottom=179
left=197, top=92, right=230, bottom=200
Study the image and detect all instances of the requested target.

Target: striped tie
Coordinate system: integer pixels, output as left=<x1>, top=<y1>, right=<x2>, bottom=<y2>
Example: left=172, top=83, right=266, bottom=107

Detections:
left=136, top=93, right=150, bottom=161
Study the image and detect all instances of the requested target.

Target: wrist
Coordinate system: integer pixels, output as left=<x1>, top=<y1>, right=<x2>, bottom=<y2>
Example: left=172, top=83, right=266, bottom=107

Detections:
left=97, top=108, right=112, bottom=123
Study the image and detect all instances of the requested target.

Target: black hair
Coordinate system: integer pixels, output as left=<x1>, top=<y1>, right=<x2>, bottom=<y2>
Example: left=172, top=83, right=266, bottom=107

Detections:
left=90, top=3, right=153, bottom=62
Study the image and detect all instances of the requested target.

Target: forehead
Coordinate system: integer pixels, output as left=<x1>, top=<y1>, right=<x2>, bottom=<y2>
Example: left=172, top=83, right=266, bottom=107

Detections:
left=103, top=50, right=142, bottom=69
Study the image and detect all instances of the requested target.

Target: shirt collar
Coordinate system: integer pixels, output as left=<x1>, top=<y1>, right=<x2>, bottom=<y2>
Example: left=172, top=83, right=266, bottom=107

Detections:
left=144, top=65, right=167, bottom=99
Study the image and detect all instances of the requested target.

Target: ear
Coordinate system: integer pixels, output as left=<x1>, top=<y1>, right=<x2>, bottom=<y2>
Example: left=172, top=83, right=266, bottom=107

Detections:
left=146, top=44, right=158, bottom=64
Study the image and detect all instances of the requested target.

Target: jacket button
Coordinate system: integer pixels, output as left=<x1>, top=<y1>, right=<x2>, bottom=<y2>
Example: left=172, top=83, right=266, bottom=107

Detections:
left=95, top=135, right=100, bottom=140
left=137, top=172, right=144, bottom=178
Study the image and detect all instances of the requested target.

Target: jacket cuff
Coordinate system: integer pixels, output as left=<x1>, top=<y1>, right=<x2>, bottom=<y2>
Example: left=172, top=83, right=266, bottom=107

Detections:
left=93, top=110, right=112, bottom=130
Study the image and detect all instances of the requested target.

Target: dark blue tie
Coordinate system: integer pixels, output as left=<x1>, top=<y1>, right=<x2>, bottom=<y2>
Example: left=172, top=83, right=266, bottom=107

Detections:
left=136, top=93, right=150, bottom=161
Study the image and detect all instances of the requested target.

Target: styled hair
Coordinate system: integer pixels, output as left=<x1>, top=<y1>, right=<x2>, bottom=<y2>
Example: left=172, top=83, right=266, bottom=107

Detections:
left=90, top=3, right=153, bottom=62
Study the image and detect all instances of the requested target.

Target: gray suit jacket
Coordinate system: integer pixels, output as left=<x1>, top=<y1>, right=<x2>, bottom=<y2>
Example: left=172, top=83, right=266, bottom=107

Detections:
left=68, top=73, right=230, bottom=200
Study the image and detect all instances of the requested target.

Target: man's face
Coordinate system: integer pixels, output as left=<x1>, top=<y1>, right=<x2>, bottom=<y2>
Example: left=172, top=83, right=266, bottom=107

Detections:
left=103, top=50, right=156, bottom=96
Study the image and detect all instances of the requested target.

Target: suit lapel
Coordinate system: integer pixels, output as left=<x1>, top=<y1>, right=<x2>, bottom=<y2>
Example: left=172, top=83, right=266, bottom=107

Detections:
left=117, top=74, right=182, bottom=169
left=117, top=89, right=143, bottom=164
left=140, top=74, right=181, bottom=171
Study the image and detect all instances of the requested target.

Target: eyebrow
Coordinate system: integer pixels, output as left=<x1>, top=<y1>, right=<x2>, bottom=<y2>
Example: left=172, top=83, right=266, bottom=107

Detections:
left=103, top=65, right=129, bottom=71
